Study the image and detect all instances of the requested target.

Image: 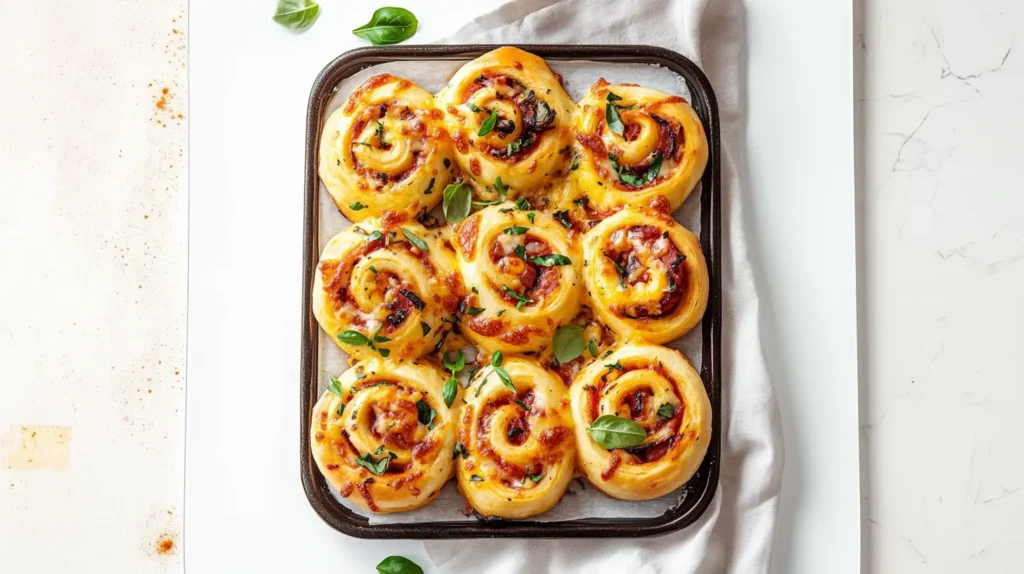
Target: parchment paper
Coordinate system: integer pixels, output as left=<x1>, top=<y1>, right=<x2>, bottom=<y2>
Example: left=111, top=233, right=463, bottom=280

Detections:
left=315, top=59, right=703, bottom=524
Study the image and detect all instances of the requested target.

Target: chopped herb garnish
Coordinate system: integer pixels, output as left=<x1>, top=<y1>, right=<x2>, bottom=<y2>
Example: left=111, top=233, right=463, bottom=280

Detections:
left=605, top=93, right=625, bottom=136
left=514, top=197, right=533, bottom=211
left=529, top=253, right=571, bottom=267
left=604, top=361, right=626, bottom=374
left=588, top=339, right=598, bottom=358
left=527, top=212, right=536, bottom=223
left=503, top=226, right=528, bottom=235
left=478, top=109, right=498, bottom=136
left=350, top=202, right=366, bottom=211
left=375, top=120, right=387, bottom=147
left=416, top=399, right=437, bottom=430
left=553, top=210, right=572, bottom=229
left=502, top=286, right=533, bottom=310
left=657, top=403, right=676, bottom=420
left=603, top=250, right=628, bottom=288
left=526, top=472, right=544, bottom=483
left=368, top=265, right=378, bottom=274
left=401, top=227, right=429, bottom=251
left=325, top=372, right=344, bottom=397
left=514, top=399, right=531, bottom=412
left=354, top=450, right=397, bottom=475
left=421, top=321, right=431, bottom=336
left=366, top=230, right=384, bottom=243
left=466, top=306, right=485, bottom=316
left=453, top=442, right=469, bottom=459
left=467, top=102, right=481, bottom=113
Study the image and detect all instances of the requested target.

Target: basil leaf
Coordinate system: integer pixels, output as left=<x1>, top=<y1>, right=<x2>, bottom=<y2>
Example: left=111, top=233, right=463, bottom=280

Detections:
left=420, top=321, right=431, bottom=336
left=657, top=403, right=676, bottom=420
left=355, top=450, right=396, bottom=475
left=513, top=399, right=531, bottom=412
left=494, top=177, right=508, bottom=201
left=588, top=339, right=598, bottom=358
left=453, top=442, right=468, bottom=459
left=552, top=325, right=584, bottom=363
left=494, top=366, right=515, bottom=393
left=466, top=306, right=485, bottom=316
left=375, top=120, right=387, bottom=147
left=587, top=415, right=647, bottom=449
left=337, top=330, right=370, bottom=346
left=349, top=202, right=366, bottom=211
left=376, top=555, right=424, bottom=574
left=514, top=245, right=527, bottom=259
left=515, top=197, right=533, bottom=211
left=467, top=102, right=481, bottom=113
left=478, top=109, right=498, bottom=136
left=368, top=265, right=378, bottom=274
left=442, top=183, right=472, bottom=223
left=326, top=373, right=344, bottom=397
left=491, top=351, right=503, bottom=367
left=272, top=0, right=320, bottom=31
left=529, top=254, right=571, bottom=267
left=401, top=228, right=429, bottom=251
left=645, top=154, right=663, bottom=183
left=553, top=210, right=572, bottom=229
left=503, top=226, right=528, bottom=235
left=443, top=377, right=458, bottom=408
left=527, top=212, right=536, bottom=224
left=416, top=400, right=436, bottom=429
left=352, top=7, right=419, bottom=46
left=366, top=230, right=384, bottom=243
left=605, top=93, right=625, bottom=136
left=606, top=92, right=623, bottom=103
left=442, top=349, right=466, bottom=374
left=527, top=472, right=544, bottom=483
left=502, top=286, right=532, bottom=309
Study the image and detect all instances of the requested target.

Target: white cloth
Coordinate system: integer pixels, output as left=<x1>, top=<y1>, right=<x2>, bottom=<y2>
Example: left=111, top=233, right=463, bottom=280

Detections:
left=425, top=1, right=784, bottom=572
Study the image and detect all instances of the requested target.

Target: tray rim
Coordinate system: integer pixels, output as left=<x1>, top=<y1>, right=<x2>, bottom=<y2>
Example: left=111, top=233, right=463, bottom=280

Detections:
left=300, top=43, right=722, bottom=539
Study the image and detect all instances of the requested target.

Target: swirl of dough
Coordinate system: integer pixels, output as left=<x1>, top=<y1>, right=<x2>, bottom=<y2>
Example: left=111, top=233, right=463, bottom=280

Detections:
left=568, top=342, right=711, bottom=500
left=437, top=46, right=575, bottom=200
left=453, top=205, right=582, bottom=354
left=581, top=207, right=708, bottom=343
left=319, top=74, right=453, bottom=222
left=456, top=357, right=575, bottom=518
left=312, top=218, right=459, bottom=362
left=310, top=358, right=459, bottom=513
left=570, top=79, right=708, bottom=213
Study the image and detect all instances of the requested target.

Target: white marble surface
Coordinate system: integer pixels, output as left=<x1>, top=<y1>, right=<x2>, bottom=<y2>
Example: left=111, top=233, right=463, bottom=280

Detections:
left=0, top=0, right=188, bottom=572
left=858, top=1, right=1024, bottom=572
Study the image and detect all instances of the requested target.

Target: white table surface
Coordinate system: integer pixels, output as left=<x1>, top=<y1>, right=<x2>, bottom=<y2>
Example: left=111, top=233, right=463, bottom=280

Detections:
left=4, top=0, right=1017, bottom=572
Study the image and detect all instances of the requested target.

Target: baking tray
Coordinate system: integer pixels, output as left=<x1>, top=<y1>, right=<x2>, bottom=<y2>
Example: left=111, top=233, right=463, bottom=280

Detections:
left=300, top=44, right=722, bottom=539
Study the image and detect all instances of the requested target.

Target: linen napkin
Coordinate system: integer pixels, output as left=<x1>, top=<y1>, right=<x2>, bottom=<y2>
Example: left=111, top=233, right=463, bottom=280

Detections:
left=425, top=1, right=784, bottom=572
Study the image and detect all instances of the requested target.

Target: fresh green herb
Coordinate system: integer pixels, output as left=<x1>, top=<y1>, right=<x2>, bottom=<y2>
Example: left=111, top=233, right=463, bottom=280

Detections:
left=442, top=377, right=458, bottom=408
left=366, top=230, right=384, bottom=243
left=453, top=442, right=469, bottom=459
left=368, top=265, right=378, bottom=274
left=352, top=7, right=419, bottom=46
left=416, top=400, right=437, bottom=430
left=506, top=138, right=523, bottom=156
left=502, top=286, right=533, bottom=310
left=443, top=350, right=466, bottom=375
left=657, top=403, right=676, bottom=420
left=587, top=415, right=647, bottom=449
left=491, top=351, right=515, bottom=393
left=471, top=286, right=479, bottom=294
left=272, top=0, right=320, bottom=31
left=603, top=250, right=628, bottom=289
left=514, top=197, right=533, bottom=211
left=355, top=450, right=397, bottom=475
left=588, top=339, right=598, bottom=358
left=423, top=177, right=435, bottom=195
left=494, top=177, right=508, bottom=200
left=569, top=151, right=580, bottom=171
left=336, top=403, right=346, bottom=417
left=466, top=307, right=485, bottom=316
left=605, top=93, right=625, bottom=136
left=503, top=226, right=528, bottom=235
left=526, top=472, right=544, bottom=483
left=602, top=350, right=613, bottom=359
left=552, top=324, right=584, bottom=363
left=467, top=102, right=481, bottom=113
left=573, top=197, right=588, bottom=208
left=375, top=120, right=387, bottom=147
left=325, top=372, right=344, bottom=397
left=609, top=152, right=662, bottom=187
left=376, top=555, right=424, bottom=574
left=527, top=212, right=536, bottom=224
left=604, top=361, right=626, bottom=374
left=514, top=399, right=531, bottom=412
left=529, top=254, right=571, bottom=267
left=553, top=210, right=572, bottom=229
left=497, top=309, right=506, bottom=316
left=401, top=228, right=429, bottom=251
left=375, top=445, right=385, bottom=456
left=442, top=183, right=472, bottom=223
left=514, top=245, right=527, bottom=259
left=350, top=202, right=366, bottom=211
left=420, top=321, right=431, bottom=336
left=478, top=109, right=498, bottom=136
left=337, top=330, right=370, bottom=346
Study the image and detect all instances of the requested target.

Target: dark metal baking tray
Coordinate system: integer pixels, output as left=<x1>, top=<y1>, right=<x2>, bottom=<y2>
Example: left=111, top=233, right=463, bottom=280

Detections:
left=300, top=44, right=722, bottom=539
